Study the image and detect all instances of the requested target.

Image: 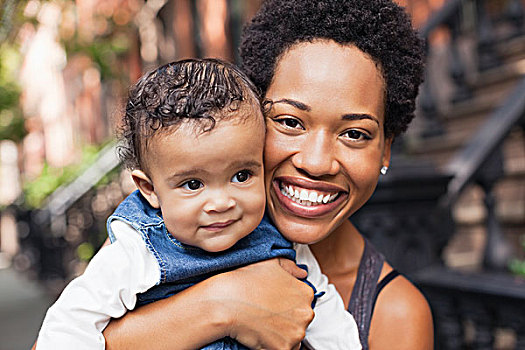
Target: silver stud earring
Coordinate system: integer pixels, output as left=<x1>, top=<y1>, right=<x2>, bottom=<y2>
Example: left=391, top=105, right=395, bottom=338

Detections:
left=380, top=166, right=388, bottom=175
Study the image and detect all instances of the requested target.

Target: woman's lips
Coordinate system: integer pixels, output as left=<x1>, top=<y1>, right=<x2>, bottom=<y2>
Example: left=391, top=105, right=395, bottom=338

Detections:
left=200, top=220, right=236, bottom=232
left=272, top=179, right=347, bottom=218
left=277, top=176, right=344, bottom=192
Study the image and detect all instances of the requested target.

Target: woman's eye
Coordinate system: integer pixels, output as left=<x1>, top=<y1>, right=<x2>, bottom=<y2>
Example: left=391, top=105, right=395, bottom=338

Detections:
left=181, top=179, right=203, bottom=191
left=232, top=170, right=252, bottom=183
left=342, top=129, right=371, bottom=141
left=276, top=117, right=303, bottom=129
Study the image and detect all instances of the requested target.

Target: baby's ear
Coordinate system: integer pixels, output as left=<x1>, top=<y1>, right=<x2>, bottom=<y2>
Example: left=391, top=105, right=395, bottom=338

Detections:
left=131, top=170, right=160, bottom=208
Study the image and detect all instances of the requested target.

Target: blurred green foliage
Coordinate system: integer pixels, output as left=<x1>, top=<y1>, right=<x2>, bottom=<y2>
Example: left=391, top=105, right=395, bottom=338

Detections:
left=0, top=43, right=26, bottom=142
left=64, top=32, right=131, bottom=81
left=22, top=143, right=111, bottom=209
left=509, top=237, right=525, bottom=278
left=0, top=0, right=27, bottom=45
left=77, top=242, right=96, bottom=261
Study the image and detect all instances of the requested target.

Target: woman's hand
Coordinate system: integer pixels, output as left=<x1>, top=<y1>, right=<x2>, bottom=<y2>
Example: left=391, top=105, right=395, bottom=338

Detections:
left=104, top=258, right=314, bottom=350
left=221, top=258, right=314, bottom=349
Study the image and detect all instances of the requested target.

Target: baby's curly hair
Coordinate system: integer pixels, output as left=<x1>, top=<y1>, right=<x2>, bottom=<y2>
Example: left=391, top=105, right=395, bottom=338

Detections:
left=240, top=0, right=425, bottom=138
left=118, top=58, right=261, bottom=170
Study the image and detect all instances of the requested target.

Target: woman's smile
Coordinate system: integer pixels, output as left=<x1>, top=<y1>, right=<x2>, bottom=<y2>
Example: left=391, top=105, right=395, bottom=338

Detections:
left=272, top=177, right=348, bottom=217
left=279, top=184, right=340, bottom=206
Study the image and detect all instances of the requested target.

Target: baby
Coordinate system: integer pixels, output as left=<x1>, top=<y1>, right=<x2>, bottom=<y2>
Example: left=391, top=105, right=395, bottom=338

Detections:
left=36, top=59, right=361, bottom=350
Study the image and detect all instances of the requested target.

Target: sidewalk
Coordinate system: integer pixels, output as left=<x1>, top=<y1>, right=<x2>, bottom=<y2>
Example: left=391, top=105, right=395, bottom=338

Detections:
left=0, top=266, right=54, bottom=350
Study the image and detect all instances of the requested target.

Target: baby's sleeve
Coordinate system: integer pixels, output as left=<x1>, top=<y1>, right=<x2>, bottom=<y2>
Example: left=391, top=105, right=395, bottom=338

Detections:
left=36, top=220, right=159, bottom=350
left=295, top=244, right=362, bottom=350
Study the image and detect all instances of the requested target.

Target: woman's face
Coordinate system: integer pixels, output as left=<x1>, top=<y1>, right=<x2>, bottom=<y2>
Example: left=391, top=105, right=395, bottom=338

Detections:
left=264, top=40, right=392, bottom=244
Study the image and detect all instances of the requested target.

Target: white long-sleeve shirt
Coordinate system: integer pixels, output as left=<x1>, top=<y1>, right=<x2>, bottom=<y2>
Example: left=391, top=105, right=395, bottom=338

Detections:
left=37, top=220, right=361, bottom=350
left=295, top=244, right=361, bottom=350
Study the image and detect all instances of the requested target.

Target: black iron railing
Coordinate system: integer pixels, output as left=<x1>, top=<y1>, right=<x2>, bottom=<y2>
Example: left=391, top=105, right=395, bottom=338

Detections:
left=13, top=143, right=123, bottom=289
left=33, top=143, right=120, bottom=233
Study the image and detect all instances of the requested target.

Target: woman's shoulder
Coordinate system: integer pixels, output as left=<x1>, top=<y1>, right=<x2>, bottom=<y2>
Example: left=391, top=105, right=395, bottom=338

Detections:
left=368, top=263, right=434, bottom=349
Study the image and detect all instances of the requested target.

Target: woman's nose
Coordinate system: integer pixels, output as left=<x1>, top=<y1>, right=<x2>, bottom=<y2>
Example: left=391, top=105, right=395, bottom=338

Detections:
left=203, top=190, right=236, bottom=213
left=292, top=131, right=340, bottom=177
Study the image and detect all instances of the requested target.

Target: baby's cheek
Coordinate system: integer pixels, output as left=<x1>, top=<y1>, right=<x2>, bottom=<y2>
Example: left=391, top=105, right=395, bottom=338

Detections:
left=245, top=187, right=267, bottom=227
left=164, top=202, right=199, bottom=237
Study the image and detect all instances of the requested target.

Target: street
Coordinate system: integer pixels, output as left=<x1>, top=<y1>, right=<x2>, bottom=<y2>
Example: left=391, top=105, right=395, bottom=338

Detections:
left=0, top=267, right=53, bottom=350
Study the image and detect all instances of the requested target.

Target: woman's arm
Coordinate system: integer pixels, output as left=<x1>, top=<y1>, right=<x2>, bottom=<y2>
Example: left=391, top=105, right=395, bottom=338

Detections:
left=104, top=278, right=228, bottom=350
left=104, top=258, right=314, bottom=350
left=369, top=271, right=434, bottom=350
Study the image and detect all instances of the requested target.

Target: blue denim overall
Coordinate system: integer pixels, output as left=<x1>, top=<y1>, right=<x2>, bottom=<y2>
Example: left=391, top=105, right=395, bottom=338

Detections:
left=106, top=190, right=296, bottom=350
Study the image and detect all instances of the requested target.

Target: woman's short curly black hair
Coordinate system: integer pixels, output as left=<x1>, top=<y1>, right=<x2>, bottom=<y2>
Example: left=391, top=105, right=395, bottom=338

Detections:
left=240, top=0, right=425, bottom=138
left=118, top=58, right=261, bottom=170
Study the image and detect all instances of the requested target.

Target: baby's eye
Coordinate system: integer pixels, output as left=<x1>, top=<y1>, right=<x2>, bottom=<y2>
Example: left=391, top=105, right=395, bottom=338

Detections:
left=181, top=179, right=203, bottom=191
left=341, top=129, right=371, bottom=141
left=275, top=117, right=303, bottom=130
left=232, top=170, right=252, bottom=183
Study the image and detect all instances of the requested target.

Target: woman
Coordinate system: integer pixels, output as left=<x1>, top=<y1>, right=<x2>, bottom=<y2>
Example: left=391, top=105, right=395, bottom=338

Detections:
left=103, top=0, right=433, bottom=348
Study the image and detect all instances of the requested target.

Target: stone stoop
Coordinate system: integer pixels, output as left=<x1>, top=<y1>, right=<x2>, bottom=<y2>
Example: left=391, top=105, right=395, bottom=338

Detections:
left=407, top=35, right=525, bottom=270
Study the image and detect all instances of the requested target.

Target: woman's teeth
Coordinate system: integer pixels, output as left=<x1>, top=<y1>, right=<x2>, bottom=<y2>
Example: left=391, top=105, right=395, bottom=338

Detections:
left=280, top=183, right=339, bottom=206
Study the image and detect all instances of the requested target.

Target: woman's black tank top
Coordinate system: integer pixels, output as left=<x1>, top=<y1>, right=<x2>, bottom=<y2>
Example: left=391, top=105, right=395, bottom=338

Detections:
left=347, top=239, right=399, bottom=349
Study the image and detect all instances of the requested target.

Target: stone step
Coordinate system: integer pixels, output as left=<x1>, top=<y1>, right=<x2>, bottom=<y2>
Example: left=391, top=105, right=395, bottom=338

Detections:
left=452, top=175, right=525, bottom=227
left=491, top=33, right=525, bottom=65
left=421, top=36, right=525, bottom=118
left=411, top=71, right=524, bottom=162
left=468, top=58, right=525, bottom=95
left=443, top=224, right=524, bottom=270
left=407, top=128, right=525, bottom=172
left=437, top=84, right=510, bottom=122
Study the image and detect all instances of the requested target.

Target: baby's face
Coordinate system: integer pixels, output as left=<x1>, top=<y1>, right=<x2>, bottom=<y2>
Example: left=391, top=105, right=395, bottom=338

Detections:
left=139, top=116, right=266, bottom=252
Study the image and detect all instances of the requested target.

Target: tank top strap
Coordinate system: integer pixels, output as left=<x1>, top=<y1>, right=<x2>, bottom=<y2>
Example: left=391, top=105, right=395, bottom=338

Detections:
left=348, top=238, right=385, bottom=349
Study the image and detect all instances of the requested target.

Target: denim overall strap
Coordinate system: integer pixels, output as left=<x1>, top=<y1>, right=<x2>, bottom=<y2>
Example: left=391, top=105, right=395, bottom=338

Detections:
left=106, top=190, right=163, bottom=243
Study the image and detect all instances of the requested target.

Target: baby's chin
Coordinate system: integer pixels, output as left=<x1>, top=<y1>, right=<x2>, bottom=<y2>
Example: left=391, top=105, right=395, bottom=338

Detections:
left=199, top=241, right=238, bottom=253
left=196, top=227, right=255, bottom=253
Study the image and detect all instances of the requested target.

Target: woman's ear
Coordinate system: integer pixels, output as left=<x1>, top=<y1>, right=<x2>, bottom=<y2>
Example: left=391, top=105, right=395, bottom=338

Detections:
left=131, top=169, right=160, bottom=208
left=382, top=137, right=394, bottom=169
